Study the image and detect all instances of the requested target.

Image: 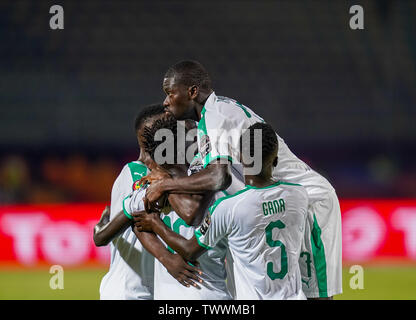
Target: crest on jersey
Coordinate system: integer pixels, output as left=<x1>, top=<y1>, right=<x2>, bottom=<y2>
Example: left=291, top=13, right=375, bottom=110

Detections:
left=188, top=156, right=204, bottom=176
left=132, top=180, right=141, bottom=191
left=199, top=212, right=211, bottom=235
left=132, top=180, right=149, bottom=191
left=200, top=134, right=211, bottom=159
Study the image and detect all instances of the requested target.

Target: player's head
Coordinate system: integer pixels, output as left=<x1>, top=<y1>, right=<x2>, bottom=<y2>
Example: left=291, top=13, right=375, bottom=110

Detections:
left=141, top=116, right=196, bottom=167
left=134, top=104, right=168, bottom=163
left=163, top=60, right=212, bottom=120
left=240, top=122, right=278, bottom=176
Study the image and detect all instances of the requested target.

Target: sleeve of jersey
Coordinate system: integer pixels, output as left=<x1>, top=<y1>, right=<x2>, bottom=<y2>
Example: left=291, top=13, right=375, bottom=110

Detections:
left=194, top=199, right=230, bottom=250
left=122, top=188, right=146, bottom=220
left=198, top=110, right=235, bottom=168
left=110, top=165, right=133, bottom=220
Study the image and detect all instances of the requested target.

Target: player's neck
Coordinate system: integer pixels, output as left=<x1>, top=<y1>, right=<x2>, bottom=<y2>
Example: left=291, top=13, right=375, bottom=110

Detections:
left=244, top=174, right=275, bottom=189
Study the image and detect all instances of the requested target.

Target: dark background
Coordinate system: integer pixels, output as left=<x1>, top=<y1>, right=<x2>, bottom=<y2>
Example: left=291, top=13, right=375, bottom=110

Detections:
left=1, top=0, right=415, bottom=203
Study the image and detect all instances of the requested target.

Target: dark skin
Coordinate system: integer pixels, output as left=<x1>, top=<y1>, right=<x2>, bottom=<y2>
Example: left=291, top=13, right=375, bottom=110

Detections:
left=93, top=115, right=207, bottom=287
left=139, top=117, right=216, bottom=225
left=93, top=206, right=202, bottom=288
left=135, top=147, right=280, bottom=262
left=139, top=76, right=232, bottom=210
left=137, top=146, right=334, bottom=300
left=93, top=114, right=222, bottom=287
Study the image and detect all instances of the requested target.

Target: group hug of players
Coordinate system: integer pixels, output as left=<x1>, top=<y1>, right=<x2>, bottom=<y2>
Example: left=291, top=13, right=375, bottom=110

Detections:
left=93, top=60, right=342, bottom=300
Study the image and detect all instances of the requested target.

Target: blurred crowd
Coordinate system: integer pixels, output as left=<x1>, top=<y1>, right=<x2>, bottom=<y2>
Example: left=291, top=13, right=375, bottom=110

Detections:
left=0, top=154, right=120, bottom=204
left=1, top=151, right=415, bottom=204
left=1, top=0, right=415, bottom=204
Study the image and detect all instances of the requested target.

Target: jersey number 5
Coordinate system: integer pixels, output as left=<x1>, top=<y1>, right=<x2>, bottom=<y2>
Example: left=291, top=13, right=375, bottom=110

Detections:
left=265, top=220, right=288, bottom=280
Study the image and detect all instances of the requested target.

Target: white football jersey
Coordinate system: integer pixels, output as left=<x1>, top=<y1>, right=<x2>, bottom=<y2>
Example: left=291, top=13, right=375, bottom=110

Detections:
left=197, top=92, right=335, bottom=202
left=154, top=204, right=232, bottom=300
left=99, top=161, right=155, bottom=300
left=195, top=181, right=308, bottom=300
left=123, top=161, right=233, bottom=300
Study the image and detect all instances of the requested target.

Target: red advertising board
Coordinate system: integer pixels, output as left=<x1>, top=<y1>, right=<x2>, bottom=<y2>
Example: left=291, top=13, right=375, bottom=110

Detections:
left=341, top=200, right=416, bottom=263
left=0, top=200, right=415, bottom=267
left=0, top=203, right=110, bottom=267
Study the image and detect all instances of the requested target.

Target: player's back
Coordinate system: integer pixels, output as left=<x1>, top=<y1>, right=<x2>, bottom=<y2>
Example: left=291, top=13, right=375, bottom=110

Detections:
left=216, top=181, right=308, bottom=300
left=200, top=93, right=335, bottom=202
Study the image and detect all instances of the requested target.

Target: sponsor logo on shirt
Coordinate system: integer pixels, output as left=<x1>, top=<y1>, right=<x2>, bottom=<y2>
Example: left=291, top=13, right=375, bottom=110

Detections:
left=199, top=212, right=211, bottom=235
left=200, top=134, right=211, bottom=159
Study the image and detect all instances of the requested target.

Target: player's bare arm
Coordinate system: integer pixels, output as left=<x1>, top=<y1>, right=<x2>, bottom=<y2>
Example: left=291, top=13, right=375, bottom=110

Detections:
left=163, top=165, right=217, bottom=226
left=93, top=206, right=132, bottom=246
left=143, top=160, right=232, bottom=210
left=141, top=163, right=216, bottom=226
left=93, top=203, right=202, bottom=287
left=132, top=221, right=202, bottom=288
left=134, top=211, right=205, bottom=262
left=168, top=191, right=215, bottom=226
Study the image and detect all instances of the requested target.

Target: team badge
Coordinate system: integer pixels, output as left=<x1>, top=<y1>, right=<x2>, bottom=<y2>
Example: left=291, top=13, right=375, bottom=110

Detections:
left=132, top=180, right=149, bottom=191
left=200, top=134, right=211, bottom=159
left=132, top=180, right=142, bottom=191
left=199, top=212, right=211, bottom=235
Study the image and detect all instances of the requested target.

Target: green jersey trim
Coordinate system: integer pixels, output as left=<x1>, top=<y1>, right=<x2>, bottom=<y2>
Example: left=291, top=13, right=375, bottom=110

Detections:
left=245, top=180, right=302, bottom=190
left=208, top=187, right=251, bottom=215
left=311, top=213, right=328, bottom=298
left=195, top=187, right=250, bottom=250
left=122, top=195, right=133, bottom=220
left=194, top=229, right=212, bottom=250
left=202, top=155, right=233, bottom=169
left=197, top=111, right=210, bottom=166
left=198, top=107, right=234, bottom=168
left=127, top=161, right=148, bottom=184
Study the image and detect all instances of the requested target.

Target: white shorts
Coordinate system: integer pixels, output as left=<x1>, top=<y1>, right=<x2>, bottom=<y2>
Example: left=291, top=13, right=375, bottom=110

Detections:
left=299, top=190, right=343, bottom=298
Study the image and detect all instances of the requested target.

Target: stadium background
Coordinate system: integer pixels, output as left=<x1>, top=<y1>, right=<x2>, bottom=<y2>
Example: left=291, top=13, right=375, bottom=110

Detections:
left=0, top=0, right=415, bottom=299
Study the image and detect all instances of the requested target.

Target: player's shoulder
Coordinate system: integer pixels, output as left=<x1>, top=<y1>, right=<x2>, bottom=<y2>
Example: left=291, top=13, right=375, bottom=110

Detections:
left=204, top=93, right=248, bottom=120
left=209, top=187, right=252, bottom=214
left=278, top=181, right=308, bottom=202
left=126, top=160, right=148, bottom=173
left=116, top=160, right=149, bottom=191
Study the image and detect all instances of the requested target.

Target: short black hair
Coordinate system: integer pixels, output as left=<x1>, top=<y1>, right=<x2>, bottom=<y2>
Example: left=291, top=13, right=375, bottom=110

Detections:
left=134, top=104, right=166, bottom=132
left=165, top=60, right=212, bottom=91
left=241, top=122, right=278, bottom=162
left=141, top=114, right=179, bottom=161
left=141, top=116, right=196, bottom=165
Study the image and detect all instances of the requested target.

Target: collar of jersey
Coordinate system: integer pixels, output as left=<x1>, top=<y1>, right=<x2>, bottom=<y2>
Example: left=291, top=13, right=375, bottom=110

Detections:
left=245, top=181, right=282, bottom=190
left=201, top=91, right=216, bottom=117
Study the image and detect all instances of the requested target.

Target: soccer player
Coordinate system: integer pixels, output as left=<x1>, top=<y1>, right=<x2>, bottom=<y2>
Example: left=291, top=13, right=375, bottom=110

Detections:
left=93, top=104, right=202, bottom=299
left=135, top=122, right=308, bottom=300
left=141, top=60, right=342, bottom=299
left=123, top=116, right=233, bottom=300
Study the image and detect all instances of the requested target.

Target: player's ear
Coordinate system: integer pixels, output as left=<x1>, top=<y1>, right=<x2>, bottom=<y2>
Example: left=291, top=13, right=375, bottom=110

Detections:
left=188, top=85, right=199, bottom=100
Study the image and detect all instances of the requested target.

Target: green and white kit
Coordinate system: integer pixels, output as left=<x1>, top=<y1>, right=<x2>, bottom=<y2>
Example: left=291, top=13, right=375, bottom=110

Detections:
left=99, top=161, right=154, bottom=300
left=196, top=181, right=308, bottom=300
left=197, top=92, right=342, bottom=298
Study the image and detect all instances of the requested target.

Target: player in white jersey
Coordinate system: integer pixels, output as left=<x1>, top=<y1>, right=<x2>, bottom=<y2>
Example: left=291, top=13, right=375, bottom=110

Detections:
left=93, top=104, right=202, bottom=299
left=124, top=116, right=233, bottom=299
left=95, top=161, right=154, bottom=299
left=136, top=122, right=308, bottom=299
left=141, top=60, right=342, bottom=299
